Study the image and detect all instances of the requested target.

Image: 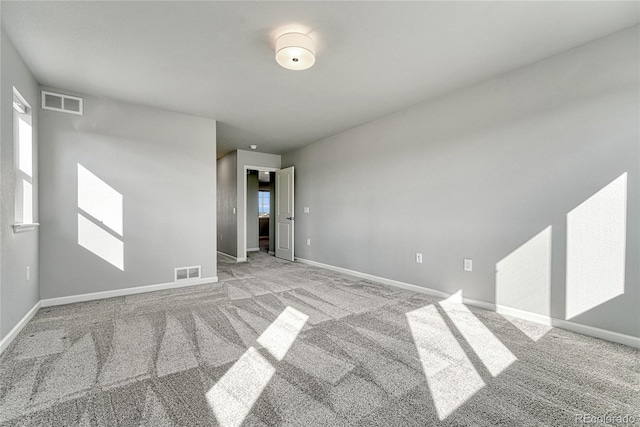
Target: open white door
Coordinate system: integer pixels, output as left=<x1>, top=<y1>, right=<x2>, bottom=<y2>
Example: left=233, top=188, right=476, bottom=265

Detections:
left=275, top=166, right=294, bottom=261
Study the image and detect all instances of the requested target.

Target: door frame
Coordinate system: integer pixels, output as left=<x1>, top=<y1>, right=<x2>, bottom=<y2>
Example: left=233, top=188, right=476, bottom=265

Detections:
left=243, top=165, right=280, bottom=261
left=274, top=166, right=295, bottom=262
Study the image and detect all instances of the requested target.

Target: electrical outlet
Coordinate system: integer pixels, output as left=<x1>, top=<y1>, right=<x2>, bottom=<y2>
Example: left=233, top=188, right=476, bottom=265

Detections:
left=232, top=208, right=236, bottom=214
left=306, top=238, right=311, bottom=246
left=416, top=253, right=423, bottom=264
left=304, top=207, right=310, bottom=214
left=464, top=259, right=473, bottom=271
left=26, top=266, right=30, bottom=281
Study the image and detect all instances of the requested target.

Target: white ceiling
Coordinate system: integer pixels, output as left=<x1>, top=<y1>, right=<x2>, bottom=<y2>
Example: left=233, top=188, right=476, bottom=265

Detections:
left=2, top=1, right=638, bottom=158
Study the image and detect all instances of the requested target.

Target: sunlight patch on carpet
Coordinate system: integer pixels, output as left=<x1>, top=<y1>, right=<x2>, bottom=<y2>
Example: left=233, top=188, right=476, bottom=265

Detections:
left=440, top=296, right=516, bottom=377
left=406, top=305, right=485, bottom=420
left=257, top=306, right=309, bottom=361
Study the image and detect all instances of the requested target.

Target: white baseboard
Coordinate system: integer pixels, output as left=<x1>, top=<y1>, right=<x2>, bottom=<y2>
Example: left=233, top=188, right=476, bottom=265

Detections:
left=296, top=257, right=451, bottom=299
left=496, top=306, right=639, bottom=347
left=217, top=251, right=248, bottom=263
left=463, top=297, right=496, bottom=312
left=0, top=301, right=41, bottom=354
left=295, top=257, right=639, bottom=349
left=41, top=277, right=219, bottom=307
left=551, top=319, right=640, bottom=348
left=247, top=247, right=260, bottom=252
left=217, top=251, right=238, bottom=261
left=496, top=305, right=553, bottom=325
left=1, top=277, right=220, bottom=355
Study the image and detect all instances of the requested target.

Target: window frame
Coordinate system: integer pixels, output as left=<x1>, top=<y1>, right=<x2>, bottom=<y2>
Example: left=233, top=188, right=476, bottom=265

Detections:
left=13, top=87, right=36, bottom=230
left=259, top=190, right=270, bottom=216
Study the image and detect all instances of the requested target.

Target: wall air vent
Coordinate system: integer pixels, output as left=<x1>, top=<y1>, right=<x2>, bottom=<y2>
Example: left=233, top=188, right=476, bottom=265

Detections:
left=41, top=91, right=83, bottom=115
left=175, top=265, right=201, bottom=281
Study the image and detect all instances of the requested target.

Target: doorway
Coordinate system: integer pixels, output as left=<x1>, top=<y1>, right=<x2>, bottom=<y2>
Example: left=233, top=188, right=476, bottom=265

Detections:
left=243, top=166, right=295, bottom=262
left=243, top=165, right=295, bottom=262
left=246, top=169, right=275, bottom=255
left=258, top=178, right=271, bottom=253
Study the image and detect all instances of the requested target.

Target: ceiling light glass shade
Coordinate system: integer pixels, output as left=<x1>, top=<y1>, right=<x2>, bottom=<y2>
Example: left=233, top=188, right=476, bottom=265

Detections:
left=275, top=33, right=316, bottom=71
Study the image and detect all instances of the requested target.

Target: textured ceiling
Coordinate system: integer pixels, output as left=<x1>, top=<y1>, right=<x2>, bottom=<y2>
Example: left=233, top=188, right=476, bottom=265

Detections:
left=2, top=1, right=638, bottom=158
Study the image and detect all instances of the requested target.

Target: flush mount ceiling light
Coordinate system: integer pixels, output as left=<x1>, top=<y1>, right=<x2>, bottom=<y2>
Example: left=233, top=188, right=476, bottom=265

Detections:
left=275, top=32, right=316, bottom=71
left=249, top=145, right=258, bottom=150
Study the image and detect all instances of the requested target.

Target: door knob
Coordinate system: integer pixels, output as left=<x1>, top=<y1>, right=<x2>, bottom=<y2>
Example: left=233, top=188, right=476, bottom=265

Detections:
left=287, top=216, right=294, bottom=220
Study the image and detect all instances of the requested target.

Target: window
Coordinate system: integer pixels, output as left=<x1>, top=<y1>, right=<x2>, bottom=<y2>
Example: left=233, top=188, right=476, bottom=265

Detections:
left=14, top=88, right=34, bottom=225
left=259, top=191, right=270, bottom=216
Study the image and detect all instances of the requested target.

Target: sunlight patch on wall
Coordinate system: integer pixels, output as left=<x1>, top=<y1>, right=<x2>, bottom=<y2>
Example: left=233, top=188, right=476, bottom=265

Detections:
left=78, top=164, right=123, bottom=236
left=257, top=306, right=309, bottom=361
left=77, top=163, right=124, bottom=270
left=406, top=305, right=485, bottom=420
left=77, top=214, right=124, bottom=271
left=440, top=296, right=516, bottom=377
left=206, top=347, right=275, bottom=427
left=566, top=173, right=627, bottom=319
left=496, top=226, right=552, bottom=318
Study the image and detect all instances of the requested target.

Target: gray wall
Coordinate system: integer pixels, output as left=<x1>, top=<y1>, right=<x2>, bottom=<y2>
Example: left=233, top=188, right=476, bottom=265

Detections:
left=235, top=150, right=280, bottom=259
left=39, top=89, right=217, bottom=299
left=0, top=30, right=40, bottom=339
left=246, top=171, right=259, bottom=250
left=283, top=27, right=639, bottom=338
left=217, top=151, right=237, bottom=257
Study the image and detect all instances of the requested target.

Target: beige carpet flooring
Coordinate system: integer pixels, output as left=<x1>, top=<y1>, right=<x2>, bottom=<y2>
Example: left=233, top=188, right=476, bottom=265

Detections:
left=0, top=251, right=638, bottom=426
